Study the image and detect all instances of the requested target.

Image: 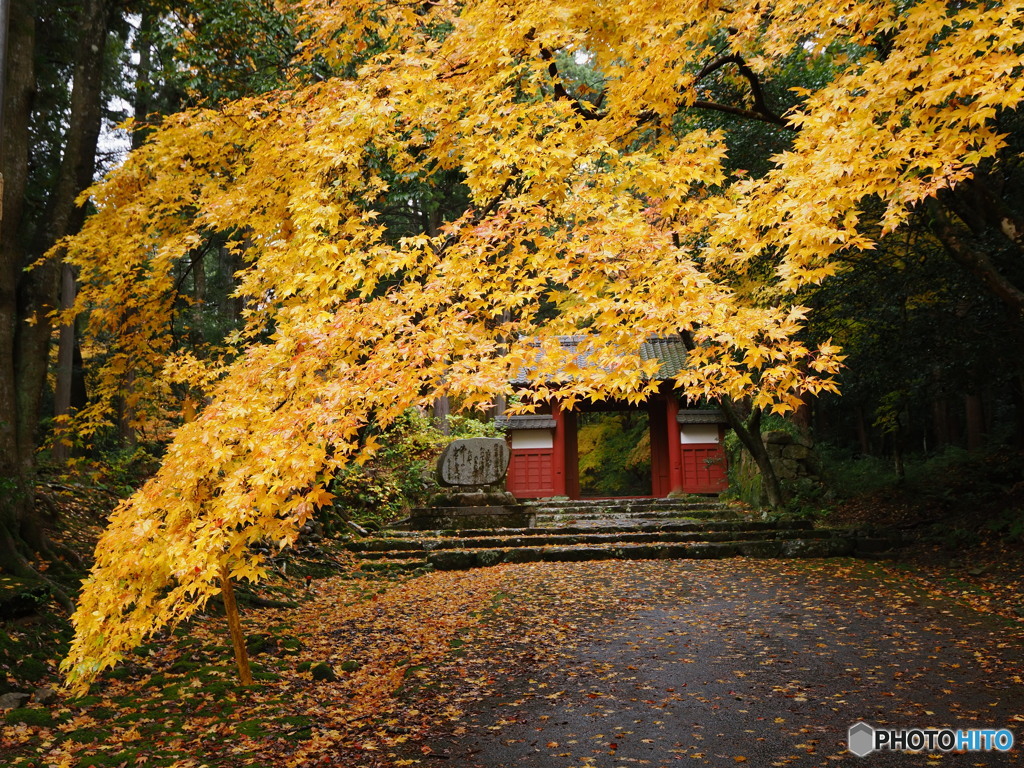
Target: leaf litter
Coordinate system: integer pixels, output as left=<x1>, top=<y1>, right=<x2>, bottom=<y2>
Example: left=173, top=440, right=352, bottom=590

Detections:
left=2, top=558, right=1022, bottom=767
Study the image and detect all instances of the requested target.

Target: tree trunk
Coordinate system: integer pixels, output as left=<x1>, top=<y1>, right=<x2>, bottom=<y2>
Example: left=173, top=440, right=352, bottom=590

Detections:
left=964, top=393, right=985, bottom=451
left=132, top=9, right=154, bottom=150
left=1014, top=376, right=1024, bottom=450
left=433, top=395, right=451, bottom=435
left=0, top=0, right=41, bottom=576
left=718, top=399, right=786, bottom=509
left=928, top=197, right=1024, bottom=318
left=192, top=248, right=206, bottom=343
left=855, top=407, right=871, bottom=455
left=0, top=0, right=9, bottom=226
left=931, top=395, right=950, bottom=451
left=891, top=426, right=905, bottom=481
left=674, top=329, right=785, bottom=508
left=220, top=567, right=254, bottom=687
left=53, top=263, right=76, bottom=463
left=0, top=0, right=112, bottom=584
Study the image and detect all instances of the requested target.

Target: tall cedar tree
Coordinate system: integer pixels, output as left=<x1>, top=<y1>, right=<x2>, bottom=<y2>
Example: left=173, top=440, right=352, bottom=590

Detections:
left=0, top=0, right=118, bottom=599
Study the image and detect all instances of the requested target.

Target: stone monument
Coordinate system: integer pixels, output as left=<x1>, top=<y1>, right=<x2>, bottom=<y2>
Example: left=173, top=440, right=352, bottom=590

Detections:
left=406, top=437, right=534, bottom=530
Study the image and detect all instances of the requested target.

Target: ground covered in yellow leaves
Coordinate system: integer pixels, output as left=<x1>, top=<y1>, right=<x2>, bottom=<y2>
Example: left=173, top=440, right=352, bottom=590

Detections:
left=3, top=558, right=1024, bottom=767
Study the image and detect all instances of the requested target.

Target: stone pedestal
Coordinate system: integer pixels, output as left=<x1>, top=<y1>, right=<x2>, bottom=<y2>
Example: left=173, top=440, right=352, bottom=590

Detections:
left=405, top=504, right=534, bottom=530
left=404, top=437, right=528, bottom=530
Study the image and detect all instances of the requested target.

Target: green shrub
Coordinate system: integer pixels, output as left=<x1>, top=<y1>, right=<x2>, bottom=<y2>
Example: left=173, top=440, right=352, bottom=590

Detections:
left=324, top=408, right=500, bottom=528
left=983, top=509, right=1024, bottom=543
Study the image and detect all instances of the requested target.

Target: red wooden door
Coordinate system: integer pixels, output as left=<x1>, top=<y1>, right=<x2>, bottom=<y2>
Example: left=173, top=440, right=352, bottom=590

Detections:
left=507, top=450, right=556, bottom=498
left=680, top=444, right=727, bottom=493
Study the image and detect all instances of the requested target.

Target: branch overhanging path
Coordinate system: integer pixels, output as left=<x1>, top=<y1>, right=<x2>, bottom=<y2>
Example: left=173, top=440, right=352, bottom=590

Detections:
left=57, top=0, right=1024, bottom=689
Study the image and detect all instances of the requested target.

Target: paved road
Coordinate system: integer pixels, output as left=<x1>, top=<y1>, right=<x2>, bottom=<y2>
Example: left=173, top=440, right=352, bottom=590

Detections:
left=401, top=559, right=1024, bottom=767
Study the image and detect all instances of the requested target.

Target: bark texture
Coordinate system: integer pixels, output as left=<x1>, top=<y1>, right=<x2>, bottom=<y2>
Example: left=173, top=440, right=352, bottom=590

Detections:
left=0, top=0, right=112, bottom=586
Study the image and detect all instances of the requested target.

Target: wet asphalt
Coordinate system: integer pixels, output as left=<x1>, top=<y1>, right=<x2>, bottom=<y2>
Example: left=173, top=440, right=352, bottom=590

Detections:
left=402, top=559, right=1024, bottom=767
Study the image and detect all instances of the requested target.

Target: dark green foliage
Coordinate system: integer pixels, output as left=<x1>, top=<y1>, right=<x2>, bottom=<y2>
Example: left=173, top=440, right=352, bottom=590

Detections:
left=808, top=231, right=1022, bottom=451
left=165, top=0, right=305, bottom=105
left=983, top=509, right=1024, bottom=544
left=577, top=411, right=651, bottom=497
left=326, top=468, right=407, bottom=531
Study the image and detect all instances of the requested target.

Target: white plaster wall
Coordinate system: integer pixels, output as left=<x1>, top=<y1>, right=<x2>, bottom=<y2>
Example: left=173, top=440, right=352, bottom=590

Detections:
left=680, top=424, right=720, bottom=444
left=511, top=430, right=554, bottom=450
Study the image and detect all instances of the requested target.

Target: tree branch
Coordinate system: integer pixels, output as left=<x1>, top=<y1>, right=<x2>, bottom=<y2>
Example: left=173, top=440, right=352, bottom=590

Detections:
left=692, top=53, right=792, bottom=130
left=538, top=47, right=603, bottom=121
left=430, top=176, right=517, bottom=257
left=927, top=199, right=1024, bottom=317
left=692, top=99, right=790, bottom=128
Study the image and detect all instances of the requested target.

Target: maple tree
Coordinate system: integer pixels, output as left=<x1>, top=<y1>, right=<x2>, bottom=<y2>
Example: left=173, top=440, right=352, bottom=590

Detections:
left=58, top=0, right=1024, bottom=688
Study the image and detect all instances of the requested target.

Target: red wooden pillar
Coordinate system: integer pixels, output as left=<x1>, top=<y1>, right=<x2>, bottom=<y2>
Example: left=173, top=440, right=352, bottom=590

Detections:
left=564, top=409, right=580, bottom=499
left=666, top=397, right=683, bottom=495
left=649, top=399, right=670, bottom=497
left=552, top=405, right=568, bottom=497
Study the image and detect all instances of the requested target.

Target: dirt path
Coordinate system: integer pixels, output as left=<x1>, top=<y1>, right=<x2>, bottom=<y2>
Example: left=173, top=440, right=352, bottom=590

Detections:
left=397, top=559, right=1024, bottom=767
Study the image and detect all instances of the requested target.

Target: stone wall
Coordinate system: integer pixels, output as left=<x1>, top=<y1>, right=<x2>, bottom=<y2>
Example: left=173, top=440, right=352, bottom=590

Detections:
left=731, top=430, right=823, bottom=507
left=763, top=430, right=819, bottom=482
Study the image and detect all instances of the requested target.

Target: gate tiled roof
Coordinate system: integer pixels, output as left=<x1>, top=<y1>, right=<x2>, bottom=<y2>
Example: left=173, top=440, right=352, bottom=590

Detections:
left=509, top=335, right=689, bottom=385
left=494, top=414, right=558, bottom=430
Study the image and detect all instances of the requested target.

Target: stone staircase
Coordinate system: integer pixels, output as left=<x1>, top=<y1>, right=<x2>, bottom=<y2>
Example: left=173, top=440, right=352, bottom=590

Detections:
left=531, top=498, right=740, bottom=526
left=343, top=499, right=903, bottom=572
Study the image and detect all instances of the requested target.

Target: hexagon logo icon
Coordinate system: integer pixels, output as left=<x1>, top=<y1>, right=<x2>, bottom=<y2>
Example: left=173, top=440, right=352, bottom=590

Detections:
left=848, top=722, right=875, bottom=757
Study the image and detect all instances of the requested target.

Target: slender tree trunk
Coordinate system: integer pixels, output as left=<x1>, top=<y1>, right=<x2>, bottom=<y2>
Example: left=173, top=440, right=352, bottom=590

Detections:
left=0, top=0, right=41, bottom=576
left=1015, top=378, right=1024, bottom=450
left=220, top=566, right=254, bottom=687
left=675, top=330, right=785, bottom=508
left=931, top=395, right=950, bottom=450
left=53, top=263, right=76, bottom=463
left=192, top=248, right=206, bottom=345
left=132, top=9, right=153, bottom=150
left=434, top=395, right=451, bottom=435
left=855, top=407, right=871, bottom=455
left=0, top=0, right=9, bottom=226
left=892, top=425, right=905, bottom=481
left=964, top=393, right=985, bottom=451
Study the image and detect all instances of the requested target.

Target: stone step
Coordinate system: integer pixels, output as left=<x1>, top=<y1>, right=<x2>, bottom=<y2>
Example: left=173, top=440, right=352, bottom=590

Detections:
left=355, top=558, right=430, bottom=572
left=351, top=495, right=907, bottom=572
left=346, top=519, right=814, bottom=549
left=526, top=498, right=731, bottom=513
left=534, top=509, right=734, bottom=524
left=352, top=530, right=907, bottom=572
left=423, top=537, right=856, bottom=570
left=355, top=533, right=837, bottom=561
left=347, top=524, right=828, bottom=558
left=447, top=517, right=785, bottom=538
